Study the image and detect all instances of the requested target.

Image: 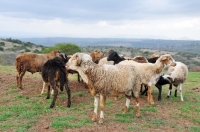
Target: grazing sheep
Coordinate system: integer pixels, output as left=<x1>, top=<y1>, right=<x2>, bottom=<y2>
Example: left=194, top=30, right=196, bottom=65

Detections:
left=165, top=62, right=188, bottom=101
left=15, top=50, right=61, bottom=90
left=41, top=53, right=71, bottom=108
left=66, top=53, right=142, bottom=124
left=119, top=54, right=176, bottom=104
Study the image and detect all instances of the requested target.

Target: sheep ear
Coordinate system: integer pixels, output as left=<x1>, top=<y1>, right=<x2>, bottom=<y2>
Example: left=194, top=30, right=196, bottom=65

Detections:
left=76, top=53, right=82, bottom=66
left=160, top=56, right=167, bottom=61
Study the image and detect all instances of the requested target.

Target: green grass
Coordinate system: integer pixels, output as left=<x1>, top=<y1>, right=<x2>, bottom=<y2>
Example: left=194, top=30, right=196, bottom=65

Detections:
left=1, top=65, right=200, bottom=131
left=51, top=115, right=91, bottom=131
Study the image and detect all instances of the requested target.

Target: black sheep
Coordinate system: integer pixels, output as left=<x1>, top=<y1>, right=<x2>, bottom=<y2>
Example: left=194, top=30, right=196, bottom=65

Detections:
left=107, top=50, right=125, bottom=64
left=41, top=53, right=71, bottom=108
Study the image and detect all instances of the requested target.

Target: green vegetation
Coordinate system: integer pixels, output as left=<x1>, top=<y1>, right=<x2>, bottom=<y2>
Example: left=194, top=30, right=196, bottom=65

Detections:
left=41, top=43, right=81, bottom=55
left=0, top=65, right=200, bottom=131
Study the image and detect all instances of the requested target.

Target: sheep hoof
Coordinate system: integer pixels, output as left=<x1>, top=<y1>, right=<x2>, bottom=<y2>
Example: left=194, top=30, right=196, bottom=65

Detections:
left=67, top=103, right=71, bottom=108
left=92, top=113, right=97, bottom=122
left=123, top=106, right=128, bottom=114
left=98, top=118, right=104, bottom=124
left=50, top=103, right=54, bottom=108
left=150, top=102, right=154, bottom=105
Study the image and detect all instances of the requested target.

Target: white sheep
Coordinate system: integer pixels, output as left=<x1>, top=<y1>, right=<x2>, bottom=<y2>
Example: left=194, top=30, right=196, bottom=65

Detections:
left=119, top=54, right=176, bottom=104
left=165, top=62, right=188, bottom=101
left=66, top=53, right=143, bottom=124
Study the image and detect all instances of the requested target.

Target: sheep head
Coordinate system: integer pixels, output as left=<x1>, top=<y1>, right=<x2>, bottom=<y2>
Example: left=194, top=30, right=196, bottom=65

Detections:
left=156, top=54, right=176, bottom=73
left=67, top=53, right=93, bottom=72
left=90, top=49, right=103, bottom=64
left=50, top=50, right=61, bottom=55
left=107, top=50, right=118, bottom=61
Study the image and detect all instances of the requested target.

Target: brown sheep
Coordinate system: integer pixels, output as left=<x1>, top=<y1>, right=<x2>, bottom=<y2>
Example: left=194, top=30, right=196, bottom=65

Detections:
left=90, top=49, right=103, bottom=64
left=15, top=50, right=60, bottom=90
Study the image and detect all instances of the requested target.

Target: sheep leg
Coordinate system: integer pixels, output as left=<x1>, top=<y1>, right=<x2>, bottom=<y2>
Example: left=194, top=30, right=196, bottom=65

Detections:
left=92, top=95, right=99, bottom=122
left=147, top=85, right=154, bottom=104
left=99, top=94, right=106, bottom=124
left=124, top=95, right=131, bottom=113
left=179, top=84, right=184, bottom=101
left=135, top=97, right=140, bottom=117
left=174, top=87, right=178, bottom=97
left=65, top=84, right=71, bottom=107
left=155, top=84, right=162, bottom=101
left=41, top=82, right=46, bottom=95
left=167, top=84, right=172, bottom=98
left=50, top=85, right=58, bottom=108
left=46, top=85, right=51, bottom=99
left=17, top=71, right=26, bottom=90
left=141, top=85, right=148, bottom=96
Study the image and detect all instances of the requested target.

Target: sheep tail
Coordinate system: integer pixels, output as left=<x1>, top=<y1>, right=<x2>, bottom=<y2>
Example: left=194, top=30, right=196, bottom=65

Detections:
left=59, top=70, right=66, bottom=91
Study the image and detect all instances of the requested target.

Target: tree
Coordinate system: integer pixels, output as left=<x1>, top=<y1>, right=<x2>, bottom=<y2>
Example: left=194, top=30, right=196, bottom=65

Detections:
left=41, top=43, right=81, bottom=55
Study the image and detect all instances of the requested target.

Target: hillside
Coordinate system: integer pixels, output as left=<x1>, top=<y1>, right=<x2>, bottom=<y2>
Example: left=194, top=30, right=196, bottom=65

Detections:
left=0, top=38, right=45, bottom=65
left=0, top=38, right=200, bottom=71
left=20, top=37, right=200, bottom=55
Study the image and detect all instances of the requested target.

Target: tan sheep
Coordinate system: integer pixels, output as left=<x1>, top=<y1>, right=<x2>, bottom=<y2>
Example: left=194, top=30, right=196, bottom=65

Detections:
left=119, top=54, right=176, bottom=104
left=15, top=50, right=60, bottom=90
left=66, top=53, right=142, bottom=124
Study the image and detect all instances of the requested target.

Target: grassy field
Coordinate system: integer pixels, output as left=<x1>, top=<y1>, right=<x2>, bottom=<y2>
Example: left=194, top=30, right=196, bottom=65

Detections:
left=0, top=66, right=200, bottom=132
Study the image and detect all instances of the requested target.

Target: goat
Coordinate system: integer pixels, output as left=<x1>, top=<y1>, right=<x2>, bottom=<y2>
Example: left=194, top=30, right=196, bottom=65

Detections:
left=41, top=53, right=71, bottom=108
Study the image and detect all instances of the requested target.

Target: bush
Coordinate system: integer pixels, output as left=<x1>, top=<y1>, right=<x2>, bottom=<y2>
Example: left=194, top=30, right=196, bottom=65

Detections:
left=41, top=43, right=81, bottom=55
left=0, top=46, right=4, bottom=51
left=0, top=42, right=5, bottom=46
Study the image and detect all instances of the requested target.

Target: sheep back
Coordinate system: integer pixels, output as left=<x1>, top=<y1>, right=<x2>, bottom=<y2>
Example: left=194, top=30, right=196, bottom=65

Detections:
left=42, top=57, right=67, bottom=90
left=15, top=50, right=60, bottom=74
left=86, top=64, right=142, bottom=97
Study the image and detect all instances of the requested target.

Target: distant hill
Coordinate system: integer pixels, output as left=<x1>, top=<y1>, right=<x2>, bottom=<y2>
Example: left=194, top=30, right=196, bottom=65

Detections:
left=20, top=37, right=200, bottom=54
left=1, top=38, right=200, bottom=72
left=0, top=38, right=45, bottom=65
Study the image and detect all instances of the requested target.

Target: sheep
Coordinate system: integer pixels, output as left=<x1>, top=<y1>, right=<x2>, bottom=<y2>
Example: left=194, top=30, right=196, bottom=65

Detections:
left=156, top=62, right=188, bottom=101
left=90, top=49, right=103, bottom=64
left=66, top=53, right=143, bottom=124
left=119, top=54, right=176, bottom=104
left=15, top=50, right=61, bottom=90
left=70, top=50, right=103, bottom=83
left=41, top=53, right=71, bottom=108
left=107, top=50, right=125, bottom=64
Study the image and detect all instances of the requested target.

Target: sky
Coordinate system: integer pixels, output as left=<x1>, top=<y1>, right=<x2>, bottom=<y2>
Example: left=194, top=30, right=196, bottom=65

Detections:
left=0, top=0, right=200, bottom=40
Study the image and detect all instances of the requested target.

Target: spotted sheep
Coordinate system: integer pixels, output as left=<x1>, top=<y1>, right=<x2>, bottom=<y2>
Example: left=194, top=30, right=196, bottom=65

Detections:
left=156, top=62, right=188, bottom=101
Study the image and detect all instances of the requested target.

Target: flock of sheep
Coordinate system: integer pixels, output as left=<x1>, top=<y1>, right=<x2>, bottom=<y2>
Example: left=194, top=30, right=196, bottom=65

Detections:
left=14, top=49, right=188, bottom=124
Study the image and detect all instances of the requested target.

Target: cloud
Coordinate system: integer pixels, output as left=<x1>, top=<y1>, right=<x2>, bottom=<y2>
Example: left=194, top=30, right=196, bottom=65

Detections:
left=0, top=0, right=200, bottom=39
